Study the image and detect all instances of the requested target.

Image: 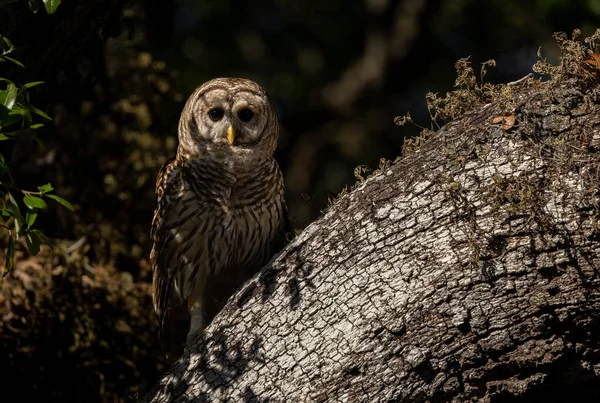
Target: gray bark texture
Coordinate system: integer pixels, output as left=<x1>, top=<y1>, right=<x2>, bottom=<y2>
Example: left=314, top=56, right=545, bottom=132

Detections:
left=146, top=72, right=600, bottom=402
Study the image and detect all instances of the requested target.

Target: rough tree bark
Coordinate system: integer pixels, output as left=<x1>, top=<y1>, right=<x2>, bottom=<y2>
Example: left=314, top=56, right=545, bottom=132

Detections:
left=146, top=52, right=600, bottom=401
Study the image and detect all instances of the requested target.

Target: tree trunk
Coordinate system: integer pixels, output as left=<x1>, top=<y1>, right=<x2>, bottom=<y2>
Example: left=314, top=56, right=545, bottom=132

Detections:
left=145, top=66, right=600, bottom=401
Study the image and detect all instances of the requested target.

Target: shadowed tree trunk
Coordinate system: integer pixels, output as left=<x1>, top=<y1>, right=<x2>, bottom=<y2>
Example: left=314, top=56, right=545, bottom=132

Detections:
left=145, top=50, right=600, bottom=401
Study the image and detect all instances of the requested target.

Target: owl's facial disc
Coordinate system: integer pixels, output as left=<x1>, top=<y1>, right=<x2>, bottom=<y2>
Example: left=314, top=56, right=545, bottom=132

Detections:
left=199, top=88, right=269, bottom=149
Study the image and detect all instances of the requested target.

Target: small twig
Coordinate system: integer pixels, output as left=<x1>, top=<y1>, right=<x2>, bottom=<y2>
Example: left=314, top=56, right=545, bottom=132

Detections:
left=0, top=182, right=44, bottom=196
left=507, top=74, right=534, bottom=86
left=66, top=236, right=87, bottom=254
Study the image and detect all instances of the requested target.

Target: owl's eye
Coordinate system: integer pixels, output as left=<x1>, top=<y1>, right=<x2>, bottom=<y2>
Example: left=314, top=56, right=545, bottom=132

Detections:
left=208, top=108, right=224, bottom=122
left=237, top=108, right=254, bottom=122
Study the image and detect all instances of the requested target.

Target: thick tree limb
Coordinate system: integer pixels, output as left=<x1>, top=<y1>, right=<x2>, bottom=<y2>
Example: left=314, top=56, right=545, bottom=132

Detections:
left=146, top=73, right=600, bottom=402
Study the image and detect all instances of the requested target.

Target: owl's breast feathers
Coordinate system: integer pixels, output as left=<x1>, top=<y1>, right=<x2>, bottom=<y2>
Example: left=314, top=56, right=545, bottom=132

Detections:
left=150, top=153, right=291, bottom=345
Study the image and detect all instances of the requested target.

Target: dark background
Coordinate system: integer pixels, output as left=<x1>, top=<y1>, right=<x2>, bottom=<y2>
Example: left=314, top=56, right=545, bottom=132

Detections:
left=1, top=0, right=599, bottom=401
left=5, top=0, right=600, bottom=243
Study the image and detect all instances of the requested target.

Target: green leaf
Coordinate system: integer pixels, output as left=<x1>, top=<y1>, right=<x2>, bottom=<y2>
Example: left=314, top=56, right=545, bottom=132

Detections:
left=7, top=192, right=23, bottom=234
left=1, top=36, right=14, bottom=51
left=4, top=236, right=14, bottom=276
left=0, top=103, right=8, bottom=123
left=28, top=0, right=39, bottom=13
left=4, top=56, right=24, bottom=68
left=30, top=106, right=51, bottom=120
left=22, top=81, right=44, bottom=90
left=37, top=183, right=54, bottom=193
left=1, top=106, right=27, bottom=128
left=42, top=0, right=61, bottom=14
left=14, top=216, right=21, bottom=234
left=23, top=195, right=47, bottom=210
left=2, top=105, right=31, bottom=129
left=26, top=209, right=37, bottom=227
left=46, top=194, right=74, bottom=211
left=22, top=107, right=33, bottom=129
left=20, top=100, right=51, bottom=120
left=30, top=123, right=44, bottom=129
left=26, top=231, right=40, bottom=255
left=8, top=106, right=32, bottom=130
left=34, top=229, right=48, bottom=243
left=0, top=80, right=17, bottom=110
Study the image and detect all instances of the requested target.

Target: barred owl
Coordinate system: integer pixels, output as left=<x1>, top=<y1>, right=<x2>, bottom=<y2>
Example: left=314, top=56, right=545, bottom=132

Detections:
left=150, top=78, right=291, bottom=360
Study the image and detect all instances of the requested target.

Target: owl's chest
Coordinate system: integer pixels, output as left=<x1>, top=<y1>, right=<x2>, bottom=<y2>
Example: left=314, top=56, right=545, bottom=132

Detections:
left=193, top=185, right=274, bottom=244
left=177, top=162, right=281, bottom=265
left=219, top=195, right=272, bottom=238
left=216, top=196, right=277, bottom=271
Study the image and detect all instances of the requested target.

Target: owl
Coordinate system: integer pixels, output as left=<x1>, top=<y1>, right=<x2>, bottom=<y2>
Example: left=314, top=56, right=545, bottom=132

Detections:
left=150, top=78, right=292, bottom=360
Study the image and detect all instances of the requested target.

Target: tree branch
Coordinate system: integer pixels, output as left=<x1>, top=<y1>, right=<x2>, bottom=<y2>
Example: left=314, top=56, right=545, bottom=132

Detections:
left=147, top=68, right=600, bottom=401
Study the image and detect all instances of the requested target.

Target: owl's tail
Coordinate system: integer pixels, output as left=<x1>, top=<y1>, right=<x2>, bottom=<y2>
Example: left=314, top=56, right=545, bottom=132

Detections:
left=160, top=307, right=189, bottom=363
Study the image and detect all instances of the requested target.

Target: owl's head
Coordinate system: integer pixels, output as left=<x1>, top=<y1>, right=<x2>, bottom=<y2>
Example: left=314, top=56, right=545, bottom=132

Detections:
left=177, top=78, right=279, bottom=161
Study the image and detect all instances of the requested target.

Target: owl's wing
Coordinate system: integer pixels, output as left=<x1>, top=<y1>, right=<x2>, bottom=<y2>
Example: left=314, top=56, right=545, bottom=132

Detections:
left=277, top=199, right=295, bottom=248
left=150, top=156, right=189, bottom=356
left=274, top=161, right=296, bottom=249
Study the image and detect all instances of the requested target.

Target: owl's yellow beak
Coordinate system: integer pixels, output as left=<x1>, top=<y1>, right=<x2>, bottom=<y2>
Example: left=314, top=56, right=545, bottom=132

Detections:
left=227, top=126, right=235, bottom=145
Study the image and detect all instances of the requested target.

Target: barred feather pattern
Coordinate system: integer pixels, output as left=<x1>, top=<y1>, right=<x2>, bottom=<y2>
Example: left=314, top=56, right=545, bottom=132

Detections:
left=150, top=150, right=290, bottom=359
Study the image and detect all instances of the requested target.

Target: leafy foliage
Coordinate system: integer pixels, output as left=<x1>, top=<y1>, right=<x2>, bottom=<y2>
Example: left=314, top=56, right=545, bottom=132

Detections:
left=0, top=22, right=71, bottom=275
left=26, top=0, right=61, bottom=14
